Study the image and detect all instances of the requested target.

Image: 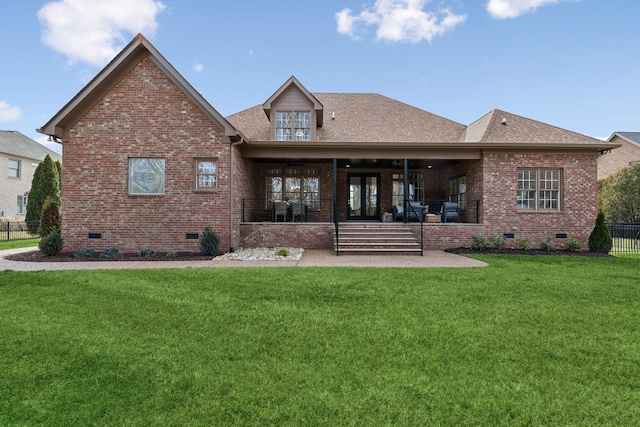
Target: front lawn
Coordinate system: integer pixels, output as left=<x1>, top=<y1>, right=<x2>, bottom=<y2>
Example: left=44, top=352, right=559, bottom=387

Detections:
left=1, top=256, right=638, bottom=425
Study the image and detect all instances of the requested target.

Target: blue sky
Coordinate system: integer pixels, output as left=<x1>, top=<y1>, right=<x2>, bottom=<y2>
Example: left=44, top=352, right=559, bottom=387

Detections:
left=1, top=0, right=638, bottom=155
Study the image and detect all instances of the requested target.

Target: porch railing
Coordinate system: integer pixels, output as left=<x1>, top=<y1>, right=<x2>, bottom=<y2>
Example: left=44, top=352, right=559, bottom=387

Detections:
left=405, top=202, right=424, bottom=255
left=241, top=199, right=335, bottom=223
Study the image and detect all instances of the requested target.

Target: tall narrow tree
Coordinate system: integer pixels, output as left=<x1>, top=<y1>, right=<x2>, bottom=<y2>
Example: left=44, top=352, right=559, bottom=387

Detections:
left=26, top=155, right=61, bottom=234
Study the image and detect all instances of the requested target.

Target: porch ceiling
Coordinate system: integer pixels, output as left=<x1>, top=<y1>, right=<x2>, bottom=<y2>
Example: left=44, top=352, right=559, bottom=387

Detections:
left=239, top=141, right=482, bottom=160
left=252, top=158, right=456, bottom=169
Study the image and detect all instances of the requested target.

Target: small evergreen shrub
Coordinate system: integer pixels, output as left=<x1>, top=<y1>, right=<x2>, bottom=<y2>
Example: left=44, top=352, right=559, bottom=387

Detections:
left=276, top=247, right=290, bottom=257
left=38, top=228, right=64, bottom=256
left=199, top=226, right=220, bottom=256
left=562, top=238, right=581, bottom=252
left=516, top=238, right=532, bottom=250
left=488, top=235, right=506, bottom=249
left=588, top=210, right=613, bottom=253
left=470, top=234, right=489, bottom=250
left=99, top=248, right=121, bottom=259
left=138, top=248, right=155, bottom=257
left=38, top=196, right=61, bottom=237
left=166, top=251, right=176, bottom=258
left=73, top=249, right=95, bottom=259
left=539, top=237, right=554, bottom=251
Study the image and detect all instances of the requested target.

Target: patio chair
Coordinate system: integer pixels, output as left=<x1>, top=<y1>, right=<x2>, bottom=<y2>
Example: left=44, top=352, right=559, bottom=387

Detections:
left=274, top=201, right=288, bottom=222
left=440, top=202, right=460, bottom=223
left=291, top=202, right=305, bottom=222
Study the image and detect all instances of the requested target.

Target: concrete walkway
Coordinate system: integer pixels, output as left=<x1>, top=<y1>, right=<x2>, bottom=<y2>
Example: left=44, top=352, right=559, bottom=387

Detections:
left=0, top=247, right=487, bottom=271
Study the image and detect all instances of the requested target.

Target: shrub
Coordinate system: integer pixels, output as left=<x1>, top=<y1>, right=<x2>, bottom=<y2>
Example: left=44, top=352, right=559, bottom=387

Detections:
left=26, top=155, right=61, bottom=234
left=539, top=237, right=554, bottom=251
left=38, top=228, right=64, bottom=256
left=562, top=238, right=581, bottom=252
left=199, top=226, right=220, bottom=256
left=470, top=234, right=489, bottom=250
left=73, top=249, right=95, bottom=259
left=516, top=238, right=532, bottom=250
left=138, top=248, right=155, bottom=257
left=166, top=251, right=176, bottom=258
left=99, top=248, right=121, bottom=259
left=488, top=235, right=506, bottom=249
left=276, top=247, right=290, bottom=257
left=588, top=210, right=613, bottom=253
left=38, top=196, right=61, bottom=237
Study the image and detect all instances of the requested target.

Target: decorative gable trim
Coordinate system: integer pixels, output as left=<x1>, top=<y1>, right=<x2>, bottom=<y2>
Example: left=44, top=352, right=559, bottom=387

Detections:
left=262, top=76, right=324, bottom=127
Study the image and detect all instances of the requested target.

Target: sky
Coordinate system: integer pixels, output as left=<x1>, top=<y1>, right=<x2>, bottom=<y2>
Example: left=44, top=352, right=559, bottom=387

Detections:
left=1, top=0, right=639, bottom=156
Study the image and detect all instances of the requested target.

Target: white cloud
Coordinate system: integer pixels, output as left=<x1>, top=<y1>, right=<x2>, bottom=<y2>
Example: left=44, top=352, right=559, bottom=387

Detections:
left=336, top=0, right=467, bottom=43
left=486, top=0, right=577, bottom=19
left=38, top=0, right=166, bottom=67
left=192, top=62, right=204, bottom=73
left=0, top=101, right=21, bottom=122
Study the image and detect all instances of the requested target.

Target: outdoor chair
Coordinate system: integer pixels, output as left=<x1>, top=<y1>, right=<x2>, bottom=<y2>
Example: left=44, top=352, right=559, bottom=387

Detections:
left=392, top=205, right=404, bottom=221
left=274, top=201, right=288, bottom=222
left=291, top=202, right=305, bottom=222
left=393, top=203, right=424, bottom=222
left=440, top=202, right=460, bottom=223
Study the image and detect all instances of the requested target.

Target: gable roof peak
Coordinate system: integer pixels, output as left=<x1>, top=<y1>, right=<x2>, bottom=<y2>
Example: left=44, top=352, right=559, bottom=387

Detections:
left=262, top=76, right=324, bottom=126
left=38, top=33, right=240, bottom=142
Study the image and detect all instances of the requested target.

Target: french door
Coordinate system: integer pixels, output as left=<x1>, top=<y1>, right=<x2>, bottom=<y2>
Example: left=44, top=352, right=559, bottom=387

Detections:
left=347, top=173, right=380, bottom=221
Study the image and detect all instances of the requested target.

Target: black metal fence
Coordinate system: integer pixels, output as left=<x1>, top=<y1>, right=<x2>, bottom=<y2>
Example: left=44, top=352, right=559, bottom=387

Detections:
left=607, top=223, right=640, bottom=255
left=0, top=221, right=39, bottom=242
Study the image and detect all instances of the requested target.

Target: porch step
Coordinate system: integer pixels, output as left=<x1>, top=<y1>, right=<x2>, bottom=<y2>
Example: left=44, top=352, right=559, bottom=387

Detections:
left=335, top=223, right=422, bottom=255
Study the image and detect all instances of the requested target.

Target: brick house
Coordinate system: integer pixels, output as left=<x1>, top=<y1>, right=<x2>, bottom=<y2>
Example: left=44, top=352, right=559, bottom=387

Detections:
left=597, top=132, right=640, bottom=180
left=38, top=34, right=615, bottom=254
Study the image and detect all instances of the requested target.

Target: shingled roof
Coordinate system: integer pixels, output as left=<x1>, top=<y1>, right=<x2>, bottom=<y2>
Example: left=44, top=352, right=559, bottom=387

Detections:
left=607, top=132, right=640, bottom=146
left=227, top=93, right=466, bottom=143
left=459, top=109, right=606, bottom=145
left=0, top=131, right=61, bottom=161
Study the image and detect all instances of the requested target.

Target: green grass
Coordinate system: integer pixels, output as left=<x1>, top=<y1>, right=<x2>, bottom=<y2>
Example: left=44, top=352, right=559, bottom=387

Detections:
left=1, top=256, right=639, bottom=425
left=0, top=238, right=39, bottom=250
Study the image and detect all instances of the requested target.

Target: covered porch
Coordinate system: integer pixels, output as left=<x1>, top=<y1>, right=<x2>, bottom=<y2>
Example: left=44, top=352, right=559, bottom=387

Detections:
left=236, top=141, right=485, bottom=251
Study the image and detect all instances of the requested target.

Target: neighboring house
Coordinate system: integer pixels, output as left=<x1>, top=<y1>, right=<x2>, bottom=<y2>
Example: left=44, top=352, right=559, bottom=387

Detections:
left=0, top=131, right=62, bottom=218
left=597, top=132, right=640, bottom=180
left=38, top=34, right=616, bottom=254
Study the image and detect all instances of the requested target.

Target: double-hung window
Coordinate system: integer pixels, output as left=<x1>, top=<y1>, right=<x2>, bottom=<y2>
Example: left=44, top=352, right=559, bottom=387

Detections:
left=8, top=159, right=20, bottom=178
left=196, top=159, right=217, bottom=190
left=17, top=195, right=27, bottom=214
left=267, top=168, right=320, bottom=207
left=276, top=112, right=310, bottom=141
left=449, top=175, right=467, bottom=209
left=517, top=169, right=561, bottom=211
left=392, top=173, right=424, bottom=206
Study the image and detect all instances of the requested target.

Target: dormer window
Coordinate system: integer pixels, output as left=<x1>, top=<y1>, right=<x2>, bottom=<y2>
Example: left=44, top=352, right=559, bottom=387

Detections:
left=277, top=111, right=310, bottom=141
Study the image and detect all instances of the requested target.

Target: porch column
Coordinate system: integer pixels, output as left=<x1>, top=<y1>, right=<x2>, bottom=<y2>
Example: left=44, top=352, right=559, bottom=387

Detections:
left=403, top=158, right=408, bottom=222
left=333, top=158, right=338, bottom=224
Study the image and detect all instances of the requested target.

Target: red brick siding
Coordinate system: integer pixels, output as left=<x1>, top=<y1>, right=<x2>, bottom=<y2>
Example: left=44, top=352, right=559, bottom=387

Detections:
left=478, top=152, right=597, bottom=248
left=240, top=223, right=334, bottom=249
left=62, top=55, right=232, bottom=253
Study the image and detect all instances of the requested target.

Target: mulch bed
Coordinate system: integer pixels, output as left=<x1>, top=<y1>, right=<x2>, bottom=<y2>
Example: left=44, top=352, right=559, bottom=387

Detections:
left=5, top=250, right=215, bottom=263
left=445, top=247, right=613, bottom=257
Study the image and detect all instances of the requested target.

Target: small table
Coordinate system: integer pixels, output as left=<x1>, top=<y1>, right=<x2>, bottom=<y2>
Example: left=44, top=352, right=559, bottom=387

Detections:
left=425, top=214, right=441, bottom=223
